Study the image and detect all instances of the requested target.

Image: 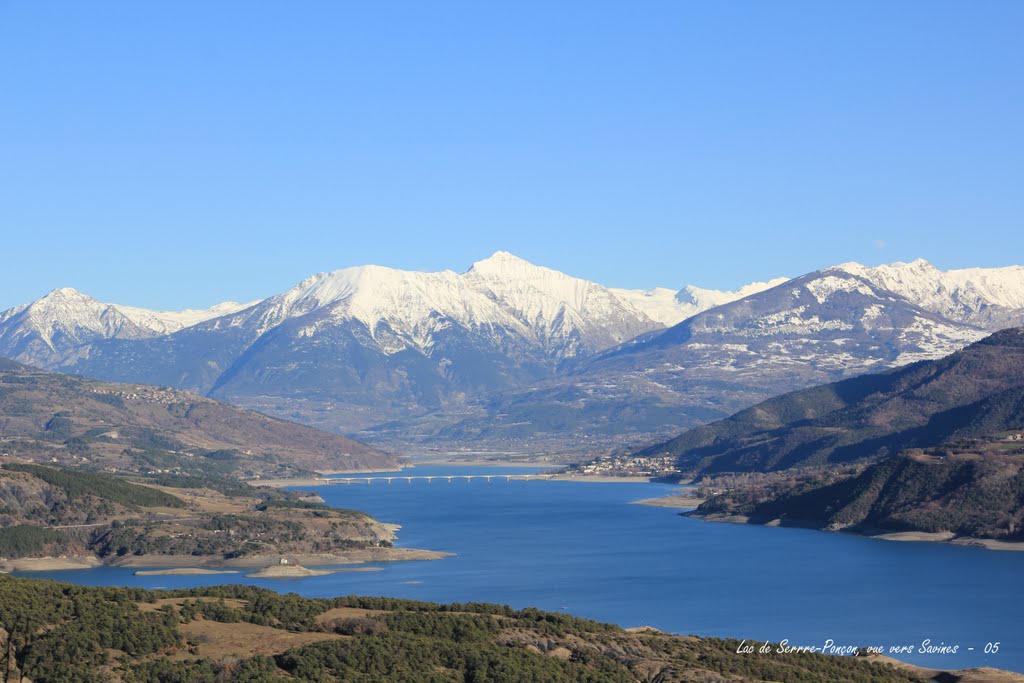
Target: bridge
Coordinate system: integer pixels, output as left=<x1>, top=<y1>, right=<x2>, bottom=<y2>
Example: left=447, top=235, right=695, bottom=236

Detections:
left=321, top=473, right=557, bottom=485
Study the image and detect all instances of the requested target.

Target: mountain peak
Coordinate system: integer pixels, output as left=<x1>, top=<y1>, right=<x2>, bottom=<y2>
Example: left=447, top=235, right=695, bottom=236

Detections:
left=466, top=251, right=540, bottom=275
left=38, top=287, right=94, bottom=303
left=830, top=258, right=937, bottom=275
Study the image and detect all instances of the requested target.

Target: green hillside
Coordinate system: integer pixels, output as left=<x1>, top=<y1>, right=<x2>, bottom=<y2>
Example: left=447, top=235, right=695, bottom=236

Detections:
left=0, top=576, right=931, bottom=683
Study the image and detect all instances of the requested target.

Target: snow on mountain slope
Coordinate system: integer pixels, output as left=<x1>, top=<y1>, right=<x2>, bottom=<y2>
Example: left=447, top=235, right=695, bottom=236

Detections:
left=6, top=253, right=1024, bottom=451
left=611, top=278, right=790, bottom=326
left=205, top=251, right=665, bottom=359
left=464, top=252, right=657, bottom=353
left=0, top=289, right=155, bottom=366
left=116, top=300, right=257, bottom=335
left=0, top=288, right=260, bottom=366
left=37, top=253, right=680, bottom=433
left=834, top=259, right=1024, bottom=328
left=369, top=263, right=1010, bottom=455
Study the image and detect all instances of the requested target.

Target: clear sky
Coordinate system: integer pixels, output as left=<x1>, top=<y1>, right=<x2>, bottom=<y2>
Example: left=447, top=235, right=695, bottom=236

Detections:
left=1, top=1, right=1022, bottom=311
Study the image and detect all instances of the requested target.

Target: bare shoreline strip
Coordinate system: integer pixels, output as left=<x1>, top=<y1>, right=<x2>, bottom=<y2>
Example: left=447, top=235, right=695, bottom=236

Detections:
left=246, top=564, right=337, bottom=578
left=631, top=495, right=707, bottom=509
left=257, top=473, right=656, bottom=488
left=3, top=548, right=452, bottom=574
left=0, top=556, right=101, bottom=572
left=134, top=568, right=240, bottom=576
left=691, top=513, right=1024, bottom=552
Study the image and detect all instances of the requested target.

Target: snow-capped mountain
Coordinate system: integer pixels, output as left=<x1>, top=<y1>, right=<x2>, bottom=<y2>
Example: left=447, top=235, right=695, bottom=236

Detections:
left=365, top=260, right=1024, bottom=455
left=3, top=253, right=1024, bottom=453
left=211, top=251, right=661, bottom=358
left=611, top=278, right=790, bottom=326
left=0, top=288, right=254, bottom=367
left=832, top=259, right=1024, bottom=329
left=43, top=252, right=675, bottom=430
left=116, top=300, right=258, bottom=335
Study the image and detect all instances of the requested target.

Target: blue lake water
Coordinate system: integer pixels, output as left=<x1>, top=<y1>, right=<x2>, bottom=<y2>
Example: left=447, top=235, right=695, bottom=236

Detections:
left=22, top=465, right=1024, bottom=673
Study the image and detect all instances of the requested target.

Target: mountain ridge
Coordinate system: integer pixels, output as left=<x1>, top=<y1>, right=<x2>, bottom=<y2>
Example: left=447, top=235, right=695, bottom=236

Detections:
left=374, top=264, right=1003, bottom=455
left=0, top=358, right=397, bottom=477
left=635, top=327, right=1024, bottom=474
left=3, top=254, right=1024, bottom=450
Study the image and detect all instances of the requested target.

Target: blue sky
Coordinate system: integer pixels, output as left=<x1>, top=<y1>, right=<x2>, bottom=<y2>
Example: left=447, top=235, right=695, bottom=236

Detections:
left=1, top=1, right=1022, bottom=311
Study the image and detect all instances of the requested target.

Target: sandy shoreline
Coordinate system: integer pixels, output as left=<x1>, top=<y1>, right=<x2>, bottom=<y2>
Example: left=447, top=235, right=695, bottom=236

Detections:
left=548, top=474, right=654, bottom=483
left=631, top=494, right=707, bottom=509
left=257, top=472, right=657, bottom=488
left=691, top=513, right=1024, bottom=552
left=0, top=556, right=102, bottom=572
left=134, top=568, right=240, bottom=576
left=3, top=547, right=452, bottom=574
left=109, top=547, right=453, bottom=569
left=246, top=564, right=337, bottom=578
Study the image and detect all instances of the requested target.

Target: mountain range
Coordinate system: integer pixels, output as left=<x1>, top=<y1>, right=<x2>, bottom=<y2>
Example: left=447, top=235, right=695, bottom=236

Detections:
left=638, top=327, right=1024, bottom=474
left=2, top=253, right=1023, bottom=456
left=363, top=259, right=1024, bottom=454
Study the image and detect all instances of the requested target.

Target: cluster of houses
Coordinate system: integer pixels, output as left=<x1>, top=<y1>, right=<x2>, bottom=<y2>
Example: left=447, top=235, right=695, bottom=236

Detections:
left=90, top=386, right=182, bottom=404
left=570, top=454, right=679, bottom=477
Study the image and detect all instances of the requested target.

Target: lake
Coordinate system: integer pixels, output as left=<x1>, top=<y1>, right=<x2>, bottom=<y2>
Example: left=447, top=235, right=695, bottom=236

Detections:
left=21, top=465, right=1024, bottom=673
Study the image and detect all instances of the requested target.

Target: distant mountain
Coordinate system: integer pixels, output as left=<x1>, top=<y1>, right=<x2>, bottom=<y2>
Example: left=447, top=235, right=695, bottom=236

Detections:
left=379, top=260, right=1024, bottom=455
left=0, top=360, right=396, bottom=477
left=636, top=327, right=1024, bottom=474
left=3, top=255, right=1023, bottom=453
left=6, top=252, right=694, bottom=432
left=0, top=287, right=252, bottom=367
left=610, top=277, right=790, bottom=327
left=834, top=259, right=1024, bottom=329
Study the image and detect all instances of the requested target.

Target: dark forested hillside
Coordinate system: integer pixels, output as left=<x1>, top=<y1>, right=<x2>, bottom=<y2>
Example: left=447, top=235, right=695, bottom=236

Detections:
left=0, top=576, right=937, bottom=683
left=696, top=445, right=1024, bottom=541
left=637, top=328, right=1024, bottom=475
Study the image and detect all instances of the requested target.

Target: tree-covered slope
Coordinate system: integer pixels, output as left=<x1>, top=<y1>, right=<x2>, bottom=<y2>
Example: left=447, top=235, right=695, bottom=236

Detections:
left=0, top=576, right=936, bottom=683
left=0, top=464, right=394, bottom=564
left=697, top=447, right=1024, bottom=540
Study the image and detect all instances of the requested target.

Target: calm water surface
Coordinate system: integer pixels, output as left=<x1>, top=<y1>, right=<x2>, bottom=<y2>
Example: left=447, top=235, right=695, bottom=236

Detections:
left=22, top=466, right=1024, bottom=672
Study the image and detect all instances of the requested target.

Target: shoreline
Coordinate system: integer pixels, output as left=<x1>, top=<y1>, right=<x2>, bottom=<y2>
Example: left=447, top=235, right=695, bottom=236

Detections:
left=258, top=472, right=657, bottom=488
left=547, top=474, right=654, bottom=483
left=3, top=547, right=453, bottom=574
left=690, top=512, right=1024, bottom=552
left=134, top=568, right=240, bottom=576
left=631, top=494, right=707, bottom=509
